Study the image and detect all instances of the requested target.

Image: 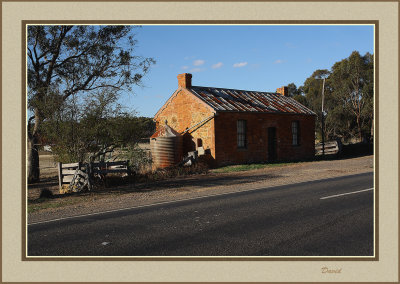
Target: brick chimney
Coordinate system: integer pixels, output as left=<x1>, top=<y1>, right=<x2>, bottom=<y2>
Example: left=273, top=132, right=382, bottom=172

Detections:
left=276, top=86, right=289, bottom=97
left=177, top=73, right=192, bottom=88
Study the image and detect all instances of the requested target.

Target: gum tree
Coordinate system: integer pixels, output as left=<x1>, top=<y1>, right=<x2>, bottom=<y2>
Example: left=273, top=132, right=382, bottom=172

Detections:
left=329, top=51, right=373, bottom=141
left=27, top=25, right=154, bottom=182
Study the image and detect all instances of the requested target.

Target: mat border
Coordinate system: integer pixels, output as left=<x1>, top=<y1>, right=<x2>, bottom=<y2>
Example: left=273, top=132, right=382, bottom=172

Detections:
left=21, top=20, right=379, bottom=262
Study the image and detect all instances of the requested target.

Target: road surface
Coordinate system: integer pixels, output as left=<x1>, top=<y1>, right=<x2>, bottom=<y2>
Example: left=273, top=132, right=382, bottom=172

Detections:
left=28, top=172, right=374, bottom=256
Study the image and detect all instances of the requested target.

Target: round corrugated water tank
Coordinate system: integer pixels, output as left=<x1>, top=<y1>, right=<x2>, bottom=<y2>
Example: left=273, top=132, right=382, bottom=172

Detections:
left=150, top=124, right=183, bottom=169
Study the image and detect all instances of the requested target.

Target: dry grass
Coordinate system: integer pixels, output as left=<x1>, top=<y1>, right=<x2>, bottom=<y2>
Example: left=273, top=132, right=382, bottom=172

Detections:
left=211, top=162, right=295, bottom=173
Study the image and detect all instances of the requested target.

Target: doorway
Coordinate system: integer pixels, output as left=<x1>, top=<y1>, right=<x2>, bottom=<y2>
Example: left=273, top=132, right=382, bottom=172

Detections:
left=268, top=127, right=277, bottom=162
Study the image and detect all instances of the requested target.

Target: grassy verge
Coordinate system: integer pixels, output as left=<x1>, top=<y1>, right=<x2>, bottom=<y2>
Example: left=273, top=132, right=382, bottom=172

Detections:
left=28, top=161, right=300, bottom=213
left=28, top=198, right=82, bottom=213
left=27, top=164, right=209, bottom=214
left=211, top=162, right=295, bottom=173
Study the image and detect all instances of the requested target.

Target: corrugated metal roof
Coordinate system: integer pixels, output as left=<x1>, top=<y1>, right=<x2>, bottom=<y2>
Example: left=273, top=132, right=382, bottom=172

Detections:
left=189, top=86, right=315, bottom=115
left=150, top=124, right=180, bottom=138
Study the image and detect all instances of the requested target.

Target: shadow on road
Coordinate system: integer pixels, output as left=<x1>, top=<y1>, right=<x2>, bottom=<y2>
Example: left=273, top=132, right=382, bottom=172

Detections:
left=98, top=172, right=282, bottom=195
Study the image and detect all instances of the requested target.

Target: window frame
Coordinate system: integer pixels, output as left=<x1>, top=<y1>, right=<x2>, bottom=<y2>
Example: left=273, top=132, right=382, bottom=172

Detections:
left=292, top=121, right=300, bottom=146
left=237, top=119, right=247, bottom=149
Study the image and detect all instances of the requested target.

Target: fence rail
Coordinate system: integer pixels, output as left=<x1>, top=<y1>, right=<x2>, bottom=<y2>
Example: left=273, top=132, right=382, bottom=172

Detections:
left=315, top=140, right=342, bottom=155
left=58, top=162, right=83, bottom=190
left=91, top=161, right=129, bottom=175
left=58, top=160, right=129, bottom=192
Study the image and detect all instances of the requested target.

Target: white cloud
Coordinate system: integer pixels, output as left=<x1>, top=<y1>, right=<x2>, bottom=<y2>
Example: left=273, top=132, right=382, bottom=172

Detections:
left=274, top=59, right=284, bottom=64
left=181, top=66, right=189, bottom=70
left=212, top=62, right=223, bottom=69
left=190, top=67, right=204, bottom=73
left=193, top=59, right=205, bottom=66
left=233, top=62, right=248, bottom=68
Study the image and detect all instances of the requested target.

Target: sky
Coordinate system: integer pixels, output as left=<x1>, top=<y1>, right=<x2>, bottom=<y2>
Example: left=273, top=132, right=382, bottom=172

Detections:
left=121, top=25, right=374, bottom=117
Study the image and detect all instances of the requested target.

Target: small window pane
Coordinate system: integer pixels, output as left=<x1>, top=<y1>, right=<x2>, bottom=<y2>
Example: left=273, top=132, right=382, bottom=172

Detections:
left=237, top=120, right=247, bottom=148
left=292, top=121, right=299, bottom=146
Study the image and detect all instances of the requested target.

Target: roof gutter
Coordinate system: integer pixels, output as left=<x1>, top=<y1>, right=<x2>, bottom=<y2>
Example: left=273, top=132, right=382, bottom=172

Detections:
left=180, top=113, right=217, bottom=135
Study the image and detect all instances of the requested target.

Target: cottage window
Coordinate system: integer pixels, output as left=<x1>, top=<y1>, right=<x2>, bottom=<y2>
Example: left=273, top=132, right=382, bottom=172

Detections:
left=237, top=120, right=247, bottom=148
left=292, top=121, right=300, bottom=146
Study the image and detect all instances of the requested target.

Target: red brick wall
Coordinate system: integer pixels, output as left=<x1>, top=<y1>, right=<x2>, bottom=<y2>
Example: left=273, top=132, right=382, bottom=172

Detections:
left=155, top=89, right=315, bottom=167
left=214, top=112, right=315, bottom=166
left=154, top=89, right=216, bottom=158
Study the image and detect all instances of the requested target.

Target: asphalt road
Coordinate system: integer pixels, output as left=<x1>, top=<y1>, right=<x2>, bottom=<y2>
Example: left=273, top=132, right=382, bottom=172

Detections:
left=28, top=172, right=374, bottom=256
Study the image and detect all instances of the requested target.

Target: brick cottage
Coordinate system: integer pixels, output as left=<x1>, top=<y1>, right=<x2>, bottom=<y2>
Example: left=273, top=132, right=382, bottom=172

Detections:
left=153, top=73, right=316, bottom=167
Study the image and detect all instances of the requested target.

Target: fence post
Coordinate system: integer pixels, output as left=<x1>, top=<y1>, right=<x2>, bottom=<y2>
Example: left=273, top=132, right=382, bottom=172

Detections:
left=87, top=162, right=93, bottom=191
left=58, top=162, right=62, bottom=190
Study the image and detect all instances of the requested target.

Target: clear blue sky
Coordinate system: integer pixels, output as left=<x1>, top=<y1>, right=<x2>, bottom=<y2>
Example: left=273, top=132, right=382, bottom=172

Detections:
left=122, top=25, right=374, bottom=117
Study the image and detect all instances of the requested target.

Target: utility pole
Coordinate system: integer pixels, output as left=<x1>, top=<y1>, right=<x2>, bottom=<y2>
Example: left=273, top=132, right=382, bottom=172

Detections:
left=321, top=77, right=326, bottom=156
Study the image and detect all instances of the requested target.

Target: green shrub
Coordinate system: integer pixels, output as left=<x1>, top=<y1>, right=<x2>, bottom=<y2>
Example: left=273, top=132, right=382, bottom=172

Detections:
left=121, top=145, right=152, bottom=174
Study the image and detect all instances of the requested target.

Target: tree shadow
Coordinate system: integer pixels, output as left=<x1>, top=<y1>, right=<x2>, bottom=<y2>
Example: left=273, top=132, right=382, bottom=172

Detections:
left=110, top=172, right=282, bottom=194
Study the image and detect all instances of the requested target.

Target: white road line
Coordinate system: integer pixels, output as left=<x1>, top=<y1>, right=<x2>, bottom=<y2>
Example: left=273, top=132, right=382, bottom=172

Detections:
left=320, top=188, right=373, bottom=200
left=28, top=186, right=269, bottom=226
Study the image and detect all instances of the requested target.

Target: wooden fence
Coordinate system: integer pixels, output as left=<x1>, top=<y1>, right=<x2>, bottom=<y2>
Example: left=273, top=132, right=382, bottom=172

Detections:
left=315, top=140, right=342, bottom=155
left=58, top=160, right=129, bottom=190
left=58, top=162, right=83, bottom=189
left=91, top=160, right=130, bottom=175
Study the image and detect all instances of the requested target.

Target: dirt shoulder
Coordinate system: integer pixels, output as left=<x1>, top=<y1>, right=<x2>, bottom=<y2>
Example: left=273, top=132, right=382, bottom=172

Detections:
left=28, top=155, right=373, bottom=224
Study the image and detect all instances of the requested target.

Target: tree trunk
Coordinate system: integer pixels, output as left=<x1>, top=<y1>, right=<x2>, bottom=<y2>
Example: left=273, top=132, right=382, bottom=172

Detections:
left=370, top=117, right=374, bottom=140
left=28, top=135, right=40, bottom=183
left=355, top=115, right=362, bottom=142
